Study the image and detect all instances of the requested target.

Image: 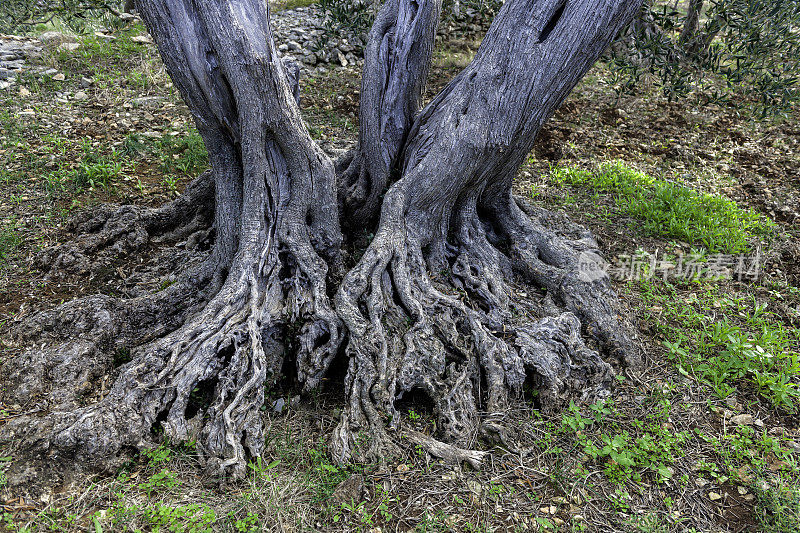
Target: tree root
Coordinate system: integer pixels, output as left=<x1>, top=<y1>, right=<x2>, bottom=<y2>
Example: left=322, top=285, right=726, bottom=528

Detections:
left=35, top=170, right=214, bottom=280
left=332, top=190, right=627, bottom=465
left=1, top=215, right=341, bottom=494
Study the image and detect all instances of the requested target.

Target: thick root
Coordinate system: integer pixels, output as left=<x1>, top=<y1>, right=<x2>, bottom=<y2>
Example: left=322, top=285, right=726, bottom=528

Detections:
left=1, top=223, right=340, bottom=496
left=332, top=192, right=622, bottom=465
left=2, top=258, right=215, bottom=411
left=497, top=197, right=639, bottom=366
left=35, top=170, right=214, bottom=279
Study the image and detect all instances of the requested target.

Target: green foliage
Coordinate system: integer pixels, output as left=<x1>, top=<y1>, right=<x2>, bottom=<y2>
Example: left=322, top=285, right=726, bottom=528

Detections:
left=550, top=160, right=772, bottom=253
left=561, top=400, right=688, bottom=484
left=611, top=0, right=800, bottom=116
left=440, top=0, right=503, bottom=31
left=124, top=130, right=209, bottom=179
left=0, top=222, right=22, bottom=267
left=643, top=283, right=800, bottom=411
left=0, top=0, right=125, bottom=35
left=753, top=477, right=800, bottom=531
left=316, top=0, right=373, bottom=53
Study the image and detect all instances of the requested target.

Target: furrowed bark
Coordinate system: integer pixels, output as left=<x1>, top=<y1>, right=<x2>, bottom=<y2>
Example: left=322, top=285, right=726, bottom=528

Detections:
left=339, top=0, right=442, bottom=227
left=334, top=0, right=642, bottom=464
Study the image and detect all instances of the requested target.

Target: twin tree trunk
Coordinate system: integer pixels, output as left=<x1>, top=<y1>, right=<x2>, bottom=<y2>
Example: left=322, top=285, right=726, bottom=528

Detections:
left=2, top=0, right=641, bottom=487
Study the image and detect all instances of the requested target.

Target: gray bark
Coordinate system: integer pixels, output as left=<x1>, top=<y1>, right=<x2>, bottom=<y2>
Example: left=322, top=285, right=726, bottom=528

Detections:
left=1, top=0, right=642, bottom=493
left=679, top=0, right=703, bottom=46
left=339, top=0, right=442, bottom=227
left=333, top=0, right=642, bottom=462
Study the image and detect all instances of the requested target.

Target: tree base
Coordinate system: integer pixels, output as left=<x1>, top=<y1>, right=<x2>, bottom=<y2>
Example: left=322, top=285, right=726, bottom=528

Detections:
left=1, top=186, right=634, bottom=497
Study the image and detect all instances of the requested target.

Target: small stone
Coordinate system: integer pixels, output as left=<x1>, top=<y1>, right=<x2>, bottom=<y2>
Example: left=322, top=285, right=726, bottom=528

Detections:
left=18, top=86, right=30, bottom=97
left=57, top=42, right=80, bottom=52
left=73, top=91, right=88, bottom=101
left=131, top=35, right=153, bottom=44
left=729, top=414, right=753, bottom=425
left=131, top=95, right=165, bottom=108
left=337, top=50, right=348, bottom=67
left=52, top=72, right=65, bottom=81
left=708, top=492, right=722, bottom=501
left=80, top=77, right=93, bottom=88
left=331, top=474, right=364, bottom=504
left=754, top=419, right=764, bottom=428
left=271, top=397, right=285, bottom=413
left=0, top=81, right=11, bottom=90
left=38, top=31, right=75, bottom=46
left=737, top=486, right=748, bottom=495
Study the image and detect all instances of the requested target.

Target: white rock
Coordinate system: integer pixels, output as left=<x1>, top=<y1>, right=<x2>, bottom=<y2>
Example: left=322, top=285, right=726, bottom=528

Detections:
left=730, top=414, right=754, bottom=425
left=52, top=72, right=65, bottom=81
left=73, top=91, right=88, bottom=101
left=38, top=31, right=76, bottom=45
left=57, top=42, right=80, bottom=52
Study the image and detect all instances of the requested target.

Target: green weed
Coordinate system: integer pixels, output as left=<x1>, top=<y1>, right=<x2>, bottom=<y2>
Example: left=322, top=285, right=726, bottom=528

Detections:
left=646, top=283, right=800, bottom=411
left=550, top=160, right=773, bottom=253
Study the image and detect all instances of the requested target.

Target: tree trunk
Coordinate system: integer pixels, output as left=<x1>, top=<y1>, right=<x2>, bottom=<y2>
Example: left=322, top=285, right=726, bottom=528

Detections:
left=1, top=0, right=642, bottom=493
left=679, top=0, right=703, bottom=47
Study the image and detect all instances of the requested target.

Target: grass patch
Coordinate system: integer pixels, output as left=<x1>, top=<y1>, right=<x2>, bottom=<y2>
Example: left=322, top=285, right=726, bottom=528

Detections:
left=640, top=281, right=800, bottom=412
left=0, top=222, right=22, bottom=268
left=274, top=0, right=318, bottom=10
left=549, top=160, right=773, bottom=253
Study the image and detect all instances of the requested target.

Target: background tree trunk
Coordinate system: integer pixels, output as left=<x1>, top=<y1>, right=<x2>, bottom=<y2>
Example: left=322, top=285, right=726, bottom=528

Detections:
left=679, top=0, right=703, bottom=48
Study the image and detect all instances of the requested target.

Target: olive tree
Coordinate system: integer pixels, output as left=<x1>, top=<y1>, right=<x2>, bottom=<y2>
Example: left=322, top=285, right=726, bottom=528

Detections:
left=2, top=0, right=641, bottom=490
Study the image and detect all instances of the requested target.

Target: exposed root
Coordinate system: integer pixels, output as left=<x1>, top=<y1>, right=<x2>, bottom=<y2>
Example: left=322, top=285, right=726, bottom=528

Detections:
left=332, top=190, right=625, bottom=464
left=405, top=430, right=488, bottom=469
left=35, top=170, right=214, bottom=279
left=1, top=216, right=341, bottom=495
left=495, top=197, right=639, bottom=366
left=2, top=258, right=215, bottom=411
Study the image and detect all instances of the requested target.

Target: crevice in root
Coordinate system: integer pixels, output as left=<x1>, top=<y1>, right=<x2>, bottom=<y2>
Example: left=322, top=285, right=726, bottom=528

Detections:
left=35, top=170, right=215, bottom=280
left=332, top=191, right=630, bottom=466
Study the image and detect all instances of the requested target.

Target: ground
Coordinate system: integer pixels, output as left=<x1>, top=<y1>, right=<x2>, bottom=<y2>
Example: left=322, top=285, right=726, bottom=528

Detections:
left=0, top=10, right=799, bottom=533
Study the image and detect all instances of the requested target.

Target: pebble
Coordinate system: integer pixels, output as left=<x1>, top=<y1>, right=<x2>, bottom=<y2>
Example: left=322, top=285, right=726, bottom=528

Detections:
left=58, top=42, right=80, bottom=52
left=73, top=91, right=88, bottom=101
left=53, top=73, right=66, bottom=81
left=729, top=413, right=753, bottom=425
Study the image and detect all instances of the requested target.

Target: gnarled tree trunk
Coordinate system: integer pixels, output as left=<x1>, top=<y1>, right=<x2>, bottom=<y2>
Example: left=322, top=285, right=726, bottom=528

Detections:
left=1, top=0, right=641, bottom=493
